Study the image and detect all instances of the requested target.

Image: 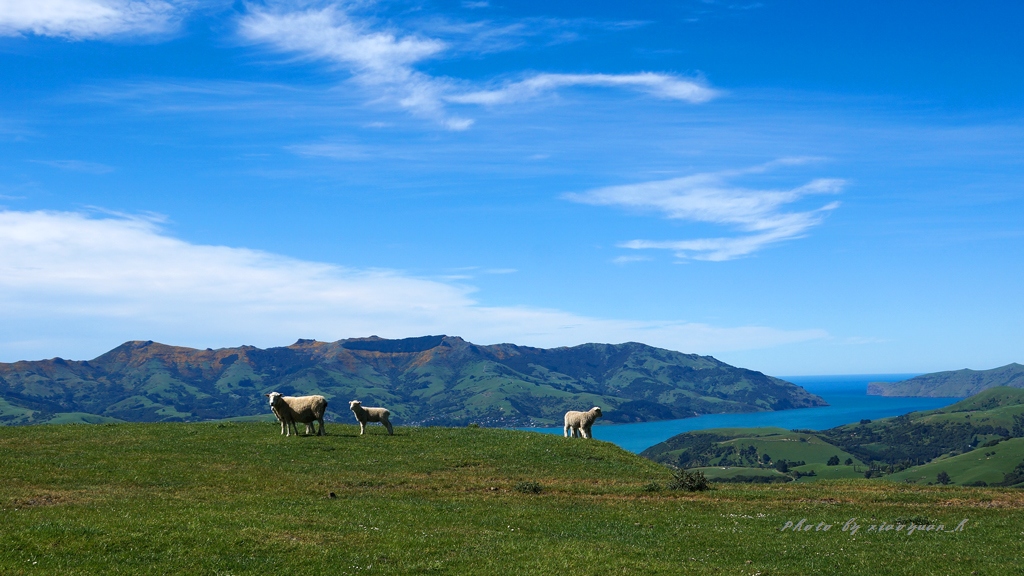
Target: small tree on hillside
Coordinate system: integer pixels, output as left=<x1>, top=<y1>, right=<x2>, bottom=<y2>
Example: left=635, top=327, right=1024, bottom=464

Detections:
left=827, top=455, right=840, bottom=466
left=937, top=471, right=952, bottom=485
left=668, top=468, right=711, bottom=492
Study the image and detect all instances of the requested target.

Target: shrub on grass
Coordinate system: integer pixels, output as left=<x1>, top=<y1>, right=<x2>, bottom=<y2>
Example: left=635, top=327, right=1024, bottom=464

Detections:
left=827, top=455, right=840, bottom=466
left=668, top=468, right=711, bottom=492
left=937, top=471, right=952, bottom=485
left=997, top=461, right=1024, bottom=486
left=641, top=482, right=662, bottom=492
left=514, top=481, right=542, bottom=494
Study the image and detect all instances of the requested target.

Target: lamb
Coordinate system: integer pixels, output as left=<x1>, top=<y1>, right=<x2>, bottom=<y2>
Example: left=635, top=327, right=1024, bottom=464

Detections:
left=563, top=407, right=603, bottom=439
left=348, top=400, right=394, bottom=435
left=265, top=392, right=328, bottom=436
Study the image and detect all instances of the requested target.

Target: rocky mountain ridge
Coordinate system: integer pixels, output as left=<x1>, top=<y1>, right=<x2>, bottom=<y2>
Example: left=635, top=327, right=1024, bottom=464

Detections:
left=0, top=335, right=826, bottom=426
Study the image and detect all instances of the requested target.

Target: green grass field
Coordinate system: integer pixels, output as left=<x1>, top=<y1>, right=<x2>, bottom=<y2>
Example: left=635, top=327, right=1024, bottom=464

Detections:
left=888, top=437, right=1024, bottom=486
left=2, top=422, right=1023, bottom=575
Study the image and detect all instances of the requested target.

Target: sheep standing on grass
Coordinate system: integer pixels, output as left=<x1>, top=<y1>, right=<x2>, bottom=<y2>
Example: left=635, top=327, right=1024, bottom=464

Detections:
left=349, top=400, right=394, bottom=435
left=265, top=392, right=328, bottom=436
left=564, top=407, right=602, bottom=439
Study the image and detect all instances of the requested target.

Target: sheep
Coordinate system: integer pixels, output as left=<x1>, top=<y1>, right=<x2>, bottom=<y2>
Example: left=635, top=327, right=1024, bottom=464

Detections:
left=564, top=407, right=602, bottom=439
left=267, top=397, right=307, bottom=436
left=348, top=400, right=394, bottom=435
left=265, top=392, right=328, bottom=436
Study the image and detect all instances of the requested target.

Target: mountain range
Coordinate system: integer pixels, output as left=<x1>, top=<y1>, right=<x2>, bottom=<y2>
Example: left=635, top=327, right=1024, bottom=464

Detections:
left=868, top=363, right=1024, bottom=397
left=0, top=335, right=825, bottom=426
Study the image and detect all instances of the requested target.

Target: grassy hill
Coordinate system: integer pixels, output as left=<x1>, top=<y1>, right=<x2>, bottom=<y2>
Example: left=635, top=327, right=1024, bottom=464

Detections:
left=2, top=422, right=1023, bottom=575
left=887, top=437, right=1024, bottom=487
left=817, top=387, right=1024, bottom=469
left=642, top=388, right=1024, bottom=487
left=640, top=427, right=868, bottom=483
left=0, top=336, right=824, bottom=427
left=868, top=363, right=1024, bottom=397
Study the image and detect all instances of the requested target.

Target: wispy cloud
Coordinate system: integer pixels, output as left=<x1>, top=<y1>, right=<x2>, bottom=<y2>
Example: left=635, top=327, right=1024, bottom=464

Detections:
left=414, top=15, right=648, bottom=56
left=285, top=142, right=369, bottom=160
left=612, top=255, right=651, bottom=265
left=0, top=0, right=191, bottom=39
left=448, top=72, right=717, bottom=105
left=566, top=159, right=844, bottom=261
left=30, top=159, right=116, bottom=174
left=238, top=5, right=474, bottom=129
left=237, top=4, right=717, bottom=129
left=0, top=210, right=826, bottom=361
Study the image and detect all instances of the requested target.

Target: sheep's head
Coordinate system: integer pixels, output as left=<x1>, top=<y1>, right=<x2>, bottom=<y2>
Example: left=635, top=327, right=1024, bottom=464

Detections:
left=592, top=407, right=603, bottom=417
left=265, top=392, right=284, bottom=406
left=349, top=400, right=362, bottom=410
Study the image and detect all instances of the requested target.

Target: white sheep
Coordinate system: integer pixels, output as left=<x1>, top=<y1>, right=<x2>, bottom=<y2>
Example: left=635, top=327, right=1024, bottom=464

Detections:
left=564, top=407, right=602, bottom=439
left=348, top=400, right=394, bottom=435
left=265, top=392, right=328, bottom=436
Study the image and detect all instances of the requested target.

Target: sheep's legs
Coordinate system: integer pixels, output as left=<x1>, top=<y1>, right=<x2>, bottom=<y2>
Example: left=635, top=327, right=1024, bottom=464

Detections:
left=384, top=420, right=394, bottom=435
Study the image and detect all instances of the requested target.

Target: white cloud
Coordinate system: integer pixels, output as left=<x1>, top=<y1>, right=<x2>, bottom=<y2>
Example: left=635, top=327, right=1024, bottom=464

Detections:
left=30, top=159, right=116, bottom=174
left=612, top=255, right=651, bottom=265
left=238, top=5, right=473, bottom=129
left=239, top=6, right=446, bottom=77
left=285, top=142, right=369, bottom=160
left=448, top=73, right=718, bottom=105
left=0, top=210, right=826, bottom=361
left=0, top=0, right=188, bottom=39
left=566, top=160, right=844, bottom=261
left=237, top=4, right=717, bottom=129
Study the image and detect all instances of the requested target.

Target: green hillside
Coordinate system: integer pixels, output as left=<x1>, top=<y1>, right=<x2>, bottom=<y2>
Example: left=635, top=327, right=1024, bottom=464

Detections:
left=1, top=422, right=1022, bottom=575
left=643, top=388, right=1024, bottom=487
left=0, top=336, right=824, bottom=427
left=940, top=386, right=1024, bottom=412
left=640, top=427, right=867, bottom=483
left=887, top=437, right=1024, bottom=487
left=868, top=363, right=1024, bottom=397
left=817, top=387, right=1024, bottom=470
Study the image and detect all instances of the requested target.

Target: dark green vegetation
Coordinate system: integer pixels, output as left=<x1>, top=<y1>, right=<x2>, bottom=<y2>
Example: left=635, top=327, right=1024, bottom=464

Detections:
left=868, top=362, right=1024, bottom=397
left=642, top=388, right=1024, bottom=487
left=3, top=423, right=1023, bottom=575
left=0, top=336, right=824, bottom=427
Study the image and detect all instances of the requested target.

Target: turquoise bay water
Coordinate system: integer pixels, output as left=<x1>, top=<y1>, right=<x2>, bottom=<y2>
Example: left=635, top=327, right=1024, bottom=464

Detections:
left=520, top=374, right=964, bottom=453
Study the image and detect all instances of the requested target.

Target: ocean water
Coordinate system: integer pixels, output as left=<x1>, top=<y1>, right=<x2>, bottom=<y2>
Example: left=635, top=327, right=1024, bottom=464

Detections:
left=520, top=374, right=964, bottom=454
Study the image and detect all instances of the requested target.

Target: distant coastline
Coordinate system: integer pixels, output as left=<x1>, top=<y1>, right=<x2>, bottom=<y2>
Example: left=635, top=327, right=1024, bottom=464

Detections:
left=868, top=364, right=1024, bottom=397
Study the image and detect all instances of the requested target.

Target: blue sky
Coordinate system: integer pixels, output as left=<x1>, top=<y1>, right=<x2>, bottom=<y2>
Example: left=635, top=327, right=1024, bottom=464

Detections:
left=0, top=0, right=1021, bottom=375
